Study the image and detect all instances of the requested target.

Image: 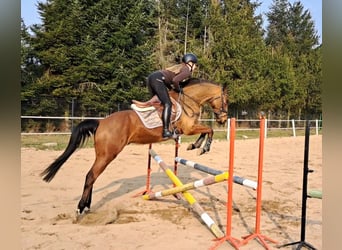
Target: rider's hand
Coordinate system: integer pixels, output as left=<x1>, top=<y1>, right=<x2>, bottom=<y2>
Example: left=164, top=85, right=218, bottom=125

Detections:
left=173, top=87, right=183, bottom=93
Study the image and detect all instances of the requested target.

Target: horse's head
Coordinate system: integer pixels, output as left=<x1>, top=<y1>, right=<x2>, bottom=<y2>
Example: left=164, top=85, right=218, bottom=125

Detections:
left=179, top=79, right=228, bottom=124
left=208, top=85, right=228, bottom=124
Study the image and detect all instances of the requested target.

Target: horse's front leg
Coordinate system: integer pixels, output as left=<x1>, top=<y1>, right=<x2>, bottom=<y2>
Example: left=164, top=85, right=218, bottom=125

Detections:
left=184, top=125, right=214, bottom=155
left=202, top=135, right=213, bottom=155
left=187, top=133, right=206, bottom=150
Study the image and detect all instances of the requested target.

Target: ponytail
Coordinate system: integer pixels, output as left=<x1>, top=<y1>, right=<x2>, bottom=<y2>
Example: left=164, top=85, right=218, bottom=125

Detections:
left=165, top=64, right=183, bottom=74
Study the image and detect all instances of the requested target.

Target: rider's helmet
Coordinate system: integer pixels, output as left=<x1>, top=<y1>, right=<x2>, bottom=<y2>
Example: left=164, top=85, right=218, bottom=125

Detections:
left=182, top=53, right=198, bottom=64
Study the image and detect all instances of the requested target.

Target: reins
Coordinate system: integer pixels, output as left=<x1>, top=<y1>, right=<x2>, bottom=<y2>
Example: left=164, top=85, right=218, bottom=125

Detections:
left=177, top=91, right=201, bottom=118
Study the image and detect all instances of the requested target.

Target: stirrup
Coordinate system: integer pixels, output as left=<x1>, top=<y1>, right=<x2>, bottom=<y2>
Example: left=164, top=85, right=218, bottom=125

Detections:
left=162, top=130, right=173, bottom=138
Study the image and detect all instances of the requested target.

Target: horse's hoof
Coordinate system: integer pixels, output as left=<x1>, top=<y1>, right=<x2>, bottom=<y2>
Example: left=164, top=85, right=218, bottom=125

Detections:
left=187, top=144, right=195, bottom=150
left=73, top=209, right=82, bottom=223
left=73, top=207, right=90, bottom=223
left=197, top=148, right=208, bottom=155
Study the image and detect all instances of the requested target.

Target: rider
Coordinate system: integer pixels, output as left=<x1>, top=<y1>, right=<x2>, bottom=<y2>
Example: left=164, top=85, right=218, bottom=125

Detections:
left=146, top=53, right=198, bottom=138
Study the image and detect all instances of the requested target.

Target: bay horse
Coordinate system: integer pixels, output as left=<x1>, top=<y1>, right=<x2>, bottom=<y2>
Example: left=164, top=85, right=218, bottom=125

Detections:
left=41, top=78, right=228, bottom=215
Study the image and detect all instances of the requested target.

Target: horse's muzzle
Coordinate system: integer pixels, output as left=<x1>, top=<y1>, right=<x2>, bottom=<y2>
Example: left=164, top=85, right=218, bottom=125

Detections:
left=216, top=113, right=228, bottom=124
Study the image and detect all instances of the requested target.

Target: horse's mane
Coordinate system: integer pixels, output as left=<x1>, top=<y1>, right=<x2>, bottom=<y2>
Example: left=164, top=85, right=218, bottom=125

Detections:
left=182, top=78, right=219, bottom=88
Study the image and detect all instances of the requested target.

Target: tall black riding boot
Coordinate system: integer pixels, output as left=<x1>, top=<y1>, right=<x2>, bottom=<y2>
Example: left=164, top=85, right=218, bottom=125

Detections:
left=162, top=104, right=172, bottom=138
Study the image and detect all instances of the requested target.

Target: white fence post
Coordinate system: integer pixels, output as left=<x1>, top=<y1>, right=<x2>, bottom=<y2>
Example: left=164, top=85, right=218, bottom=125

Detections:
left=227, top=118, right=231, bottom=141
left=264, top=119, right=268, bottom=138
left=315, top=119, right=319, bottom=135
left=292, top=119, right=296, bottom=137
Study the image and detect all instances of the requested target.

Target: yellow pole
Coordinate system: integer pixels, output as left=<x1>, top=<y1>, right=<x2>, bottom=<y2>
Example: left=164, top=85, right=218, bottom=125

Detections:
left=149, top=149, right=225, bottom=238
left=143, top=172, right=228, bottom=200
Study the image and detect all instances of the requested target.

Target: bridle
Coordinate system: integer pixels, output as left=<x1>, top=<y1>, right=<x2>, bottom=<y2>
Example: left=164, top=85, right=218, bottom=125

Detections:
left=210, top=87, right=228, bottom=120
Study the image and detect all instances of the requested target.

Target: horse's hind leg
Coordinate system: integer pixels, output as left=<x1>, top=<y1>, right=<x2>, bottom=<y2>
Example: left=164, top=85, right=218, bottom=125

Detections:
left=77, top=157, right=114, bottom=215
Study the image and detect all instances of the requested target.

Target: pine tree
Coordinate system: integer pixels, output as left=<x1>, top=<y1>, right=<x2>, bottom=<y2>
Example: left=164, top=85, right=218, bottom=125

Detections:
left=265, top=0, right=321, bottom=119
left=21, top=0, right=322, bottom=121
left=204, top=0, right=268, bottom=116
left=265, top=0, right=290, bottom=51
left=154, top=0, right=209, bottom=68
left=21, top=19, right=45, bottom=116
left=28, top=0, right=156, bottom=116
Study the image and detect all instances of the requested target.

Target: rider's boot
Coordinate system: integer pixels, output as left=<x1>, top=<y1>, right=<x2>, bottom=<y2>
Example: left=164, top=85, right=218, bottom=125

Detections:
left=162, top=104, right=172, bottom=138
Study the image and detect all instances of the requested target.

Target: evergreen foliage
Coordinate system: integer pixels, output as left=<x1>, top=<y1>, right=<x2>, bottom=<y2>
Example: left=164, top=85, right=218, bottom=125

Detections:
left=21, top=0, right=322, bottom=123
left=265, top=0, right=321, bottom=119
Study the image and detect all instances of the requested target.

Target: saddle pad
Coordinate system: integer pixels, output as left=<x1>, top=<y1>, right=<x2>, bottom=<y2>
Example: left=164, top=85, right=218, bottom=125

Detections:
left=132, top=100, right=182, bottom=129
left=133, top=108, right=162, bottom=128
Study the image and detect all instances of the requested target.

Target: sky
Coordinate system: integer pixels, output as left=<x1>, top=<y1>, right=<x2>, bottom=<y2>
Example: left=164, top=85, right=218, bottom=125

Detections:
left=21, top=0, right=322, bottom=43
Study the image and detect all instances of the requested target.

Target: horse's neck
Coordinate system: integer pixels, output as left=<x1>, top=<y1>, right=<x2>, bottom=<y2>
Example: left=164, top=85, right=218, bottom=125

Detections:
left=175, top=84, right=216, bottom=117
left=183, top=84, right=216, bottom=106
left=184, top=95, right=209, bottom=111
left=182, top=95, right=201, bottom=111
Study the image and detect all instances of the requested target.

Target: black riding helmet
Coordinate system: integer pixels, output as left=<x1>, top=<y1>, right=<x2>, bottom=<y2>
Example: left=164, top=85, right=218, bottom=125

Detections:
left=182, top=53, right=198, bottom=64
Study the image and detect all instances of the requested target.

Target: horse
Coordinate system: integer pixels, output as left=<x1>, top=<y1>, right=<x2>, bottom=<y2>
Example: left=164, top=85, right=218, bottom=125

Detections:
left=40, top=78, right=228, bottom=215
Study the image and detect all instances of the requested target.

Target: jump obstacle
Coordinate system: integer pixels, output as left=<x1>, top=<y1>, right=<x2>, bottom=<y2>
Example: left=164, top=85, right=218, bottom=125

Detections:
left=133, top=137, right=181, bottom=197
left=210, top=117, right=241, bottom=249
left=149, top=148, right=225, bottom=238
left=308, top=189, right=322, bottom=199
left=209, top=117, right=278, bottom=249
left=134, top=135, right=256, bottom=197
left=175, top=157, right=257, bottom=190
left=278, top=120, right=320, bottom=250
left=138, top=117, right=278, bottom=249
left=139, top=117, right=320, bottom=249
left=142, top=171, right=229, bottom=200
left=237, top=116, right=278, bottom=249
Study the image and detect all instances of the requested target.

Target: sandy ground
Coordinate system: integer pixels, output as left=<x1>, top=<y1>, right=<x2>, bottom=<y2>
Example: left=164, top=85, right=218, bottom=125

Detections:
left=21, top=135, right=322, bottom=249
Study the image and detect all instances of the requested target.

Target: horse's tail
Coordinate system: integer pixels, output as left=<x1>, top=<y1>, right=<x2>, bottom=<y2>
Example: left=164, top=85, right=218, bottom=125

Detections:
left=41, top=119, right=99, bottom=182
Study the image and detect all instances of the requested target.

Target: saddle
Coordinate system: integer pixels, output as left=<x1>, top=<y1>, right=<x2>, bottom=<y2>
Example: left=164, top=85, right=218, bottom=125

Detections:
left=131, top=96, right=182, bottom=129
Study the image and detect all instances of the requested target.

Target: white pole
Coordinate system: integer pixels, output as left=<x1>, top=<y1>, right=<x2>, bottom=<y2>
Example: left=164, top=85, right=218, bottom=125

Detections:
left=227, top=118, right=231, bottom=141
left=315, top=119, right=319, bottom=135
left=292, top=119, right=296, bottom=137
left=264, top=119, right=268, bottom=138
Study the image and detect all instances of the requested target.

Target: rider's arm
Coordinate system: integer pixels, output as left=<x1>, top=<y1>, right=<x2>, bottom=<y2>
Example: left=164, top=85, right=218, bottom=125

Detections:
left=171, top=66, right=191, bottom=92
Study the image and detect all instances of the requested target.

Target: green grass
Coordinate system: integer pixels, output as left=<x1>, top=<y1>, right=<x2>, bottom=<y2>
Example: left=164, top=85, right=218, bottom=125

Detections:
left=21, top=128, right=322, bottom=151
left=21, top=134, right=94, bottom=150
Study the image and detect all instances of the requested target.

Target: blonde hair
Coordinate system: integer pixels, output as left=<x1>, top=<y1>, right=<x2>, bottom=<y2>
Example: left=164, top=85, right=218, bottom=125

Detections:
left=165, top=63, right=184, bottom=74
